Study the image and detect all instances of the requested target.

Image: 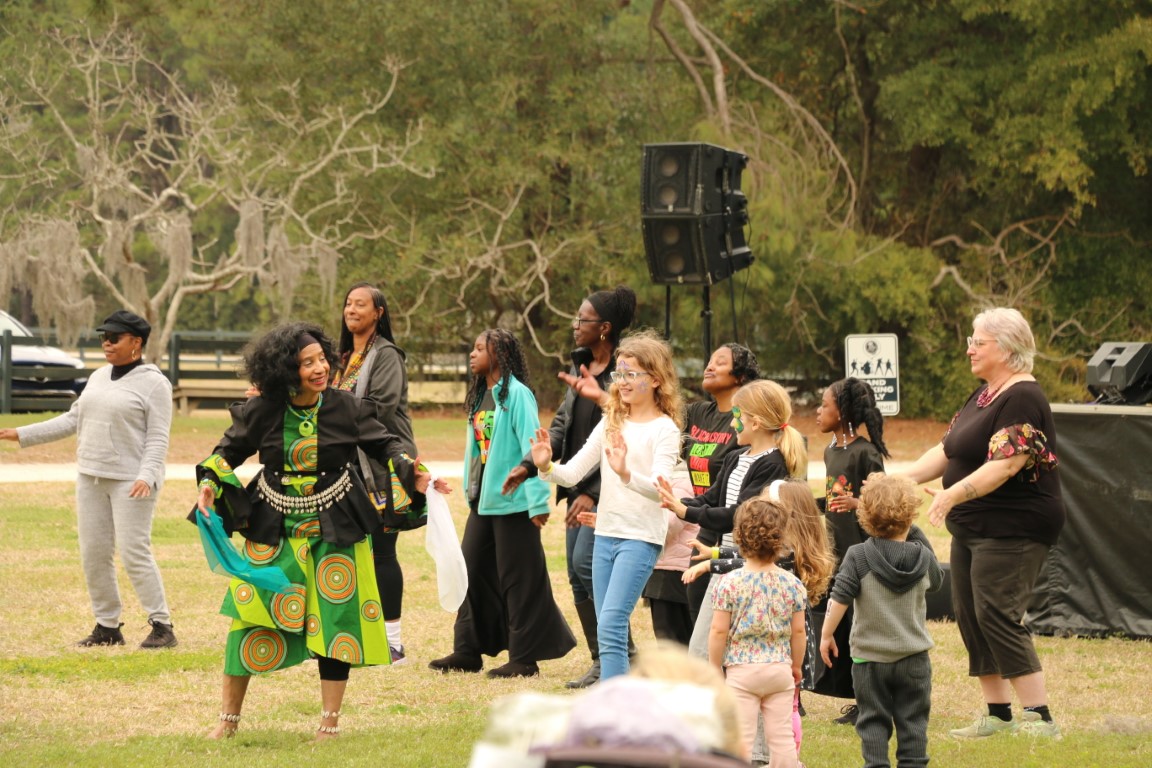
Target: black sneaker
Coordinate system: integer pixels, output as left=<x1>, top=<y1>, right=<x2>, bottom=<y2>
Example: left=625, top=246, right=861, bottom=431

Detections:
left=389, top=645, right=409, bottom=666
left=834, top=704, right=859, bottom=725
left=139, top=619, right=178, bottom=649
left=428, top=652, right=482, bottom=673
left=486, top=661, right=539, bottom=679
left=77, top=623, right=125, bottom=647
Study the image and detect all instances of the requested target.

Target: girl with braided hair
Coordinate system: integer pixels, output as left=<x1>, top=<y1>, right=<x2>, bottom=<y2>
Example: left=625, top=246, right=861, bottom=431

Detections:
left=429, top=329, right=576, bottom=677
left=811, top=376, right=890, bottom=723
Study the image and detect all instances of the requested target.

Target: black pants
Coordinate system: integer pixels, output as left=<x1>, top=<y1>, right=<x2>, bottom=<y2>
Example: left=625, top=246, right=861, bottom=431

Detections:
left=645, top=569, right=693, bottom=646
left=372, top=527, right=403, bottom=621
left=452, top=506, right=576, bottom=663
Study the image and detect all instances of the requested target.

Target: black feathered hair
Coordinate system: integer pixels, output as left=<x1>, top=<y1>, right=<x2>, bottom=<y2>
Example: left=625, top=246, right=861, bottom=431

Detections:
left=830, top=377, right=891, bottom=458
left=722, top=342, right=762, bottom=385
left=464, top=328, right=532, bottom=414
left=587, top=286, right=637, bottom=346
left=243, top=322, right=337, bottom=404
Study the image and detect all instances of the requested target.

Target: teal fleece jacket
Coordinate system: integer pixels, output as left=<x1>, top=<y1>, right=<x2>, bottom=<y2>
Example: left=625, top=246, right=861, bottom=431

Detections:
left=465, top=377, right=552, bottom=517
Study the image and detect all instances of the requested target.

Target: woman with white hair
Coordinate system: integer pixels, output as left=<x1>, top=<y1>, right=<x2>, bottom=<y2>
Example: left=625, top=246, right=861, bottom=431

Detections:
left=902, top=307, right=1064, bottom=740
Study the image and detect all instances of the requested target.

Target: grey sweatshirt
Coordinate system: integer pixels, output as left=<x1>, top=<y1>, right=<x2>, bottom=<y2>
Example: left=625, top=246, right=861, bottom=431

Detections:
left=830, top=525, right=944, bottom=663
left=17, top=364, right=172, bottom=489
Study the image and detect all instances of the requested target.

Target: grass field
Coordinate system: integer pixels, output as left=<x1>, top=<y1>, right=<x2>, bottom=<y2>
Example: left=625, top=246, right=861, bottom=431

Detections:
left=1, top=411, right=1150, bottom=767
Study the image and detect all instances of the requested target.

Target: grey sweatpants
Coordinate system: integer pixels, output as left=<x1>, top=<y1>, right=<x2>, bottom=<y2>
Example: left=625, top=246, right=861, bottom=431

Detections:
left=852, top=651, right=932, bottom=768
left=76, top=474, right=171, bottom=628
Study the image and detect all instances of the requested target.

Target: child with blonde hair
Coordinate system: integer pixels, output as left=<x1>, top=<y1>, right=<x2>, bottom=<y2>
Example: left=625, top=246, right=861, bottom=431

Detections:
left=658, top=379, right=806, bottom=660
left=709, top=497, right=807, bottom=765
left=534, top=329, right=683, bottom=679
left=820, top=473, right=943, bottom=768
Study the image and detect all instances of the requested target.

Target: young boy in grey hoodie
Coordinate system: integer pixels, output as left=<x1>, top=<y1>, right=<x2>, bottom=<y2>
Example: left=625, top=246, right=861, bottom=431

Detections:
left=820, top=473, right=943, bottom=768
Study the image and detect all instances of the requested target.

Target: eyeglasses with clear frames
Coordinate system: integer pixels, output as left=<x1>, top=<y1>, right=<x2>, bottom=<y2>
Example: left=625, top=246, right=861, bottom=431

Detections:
left=966, top=336, right=994, bottom=349
left=572, top=317, right=601, bottom=326
left=609, top=370, right=649, bottom=384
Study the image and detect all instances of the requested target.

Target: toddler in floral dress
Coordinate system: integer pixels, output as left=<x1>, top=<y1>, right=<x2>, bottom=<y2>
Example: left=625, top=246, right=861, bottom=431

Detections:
left=708, top=497, right=806, bottom=766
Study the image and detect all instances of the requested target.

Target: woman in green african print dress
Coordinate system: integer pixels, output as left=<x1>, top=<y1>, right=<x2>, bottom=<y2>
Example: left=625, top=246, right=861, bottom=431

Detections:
left=194, top=322, right=429, bottom=740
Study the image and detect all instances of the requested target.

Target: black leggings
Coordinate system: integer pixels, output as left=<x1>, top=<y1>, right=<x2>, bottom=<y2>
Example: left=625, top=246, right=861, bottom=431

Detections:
left=372, top=528, right=404, bottom=621
left=317, top=656, right=350, bottom=681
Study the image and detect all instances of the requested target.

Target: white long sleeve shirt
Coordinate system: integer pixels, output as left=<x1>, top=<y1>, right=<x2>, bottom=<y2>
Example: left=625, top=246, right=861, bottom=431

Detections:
left=542, top=416, right=681, bottom=546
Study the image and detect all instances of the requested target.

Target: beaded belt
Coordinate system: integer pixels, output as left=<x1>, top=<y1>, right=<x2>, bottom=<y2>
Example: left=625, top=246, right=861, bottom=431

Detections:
left=256, top=469, right=353, bottom=516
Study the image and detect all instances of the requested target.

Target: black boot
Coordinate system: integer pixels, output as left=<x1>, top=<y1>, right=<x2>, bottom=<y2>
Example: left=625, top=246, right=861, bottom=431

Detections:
left=566, top=599, right=600, bottom=689
left=77, top=622, right=125, bottom=647
left=140, top=619, right=178, bottom=649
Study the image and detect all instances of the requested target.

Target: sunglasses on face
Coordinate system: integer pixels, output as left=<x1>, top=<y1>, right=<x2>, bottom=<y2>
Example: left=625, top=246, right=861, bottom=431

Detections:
left=101, top=332, right=123, bottom=344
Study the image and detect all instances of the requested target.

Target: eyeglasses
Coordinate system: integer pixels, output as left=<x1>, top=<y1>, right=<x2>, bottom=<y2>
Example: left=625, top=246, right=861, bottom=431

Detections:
left=101, top=332, right=123, bottom=344
left=610, top=370, right=649, bottom=384
left=572, top=317, right=602, bottom=326
left=966, top=336, right=995, bottom=349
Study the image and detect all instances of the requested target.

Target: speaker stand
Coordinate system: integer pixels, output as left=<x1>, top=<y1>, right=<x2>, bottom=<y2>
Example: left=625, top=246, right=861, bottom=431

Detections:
left=701, top=286, right=712, bottom=361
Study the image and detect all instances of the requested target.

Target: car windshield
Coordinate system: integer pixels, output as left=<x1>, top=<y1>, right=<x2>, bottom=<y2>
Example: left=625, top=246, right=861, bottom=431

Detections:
left=0, top=311, right=32, bottom=337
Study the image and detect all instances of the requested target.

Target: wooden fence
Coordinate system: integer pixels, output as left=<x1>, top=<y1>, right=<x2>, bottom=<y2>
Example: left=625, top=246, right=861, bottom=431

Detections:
left=2, top=329, right=467, bottom=414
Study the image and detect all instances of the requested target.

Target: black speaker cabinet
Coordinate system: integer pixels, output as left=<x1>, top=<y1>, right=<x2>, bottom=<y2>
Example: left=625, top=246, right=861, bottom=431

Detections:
left=1086, top=341, right=1152, bottom=404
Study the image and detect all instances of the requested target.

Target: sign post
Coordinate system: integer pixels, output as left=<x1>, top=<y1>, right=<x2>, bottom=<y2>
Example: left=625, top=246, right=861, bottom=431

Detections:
left=844, top=334, right=900, bottom=416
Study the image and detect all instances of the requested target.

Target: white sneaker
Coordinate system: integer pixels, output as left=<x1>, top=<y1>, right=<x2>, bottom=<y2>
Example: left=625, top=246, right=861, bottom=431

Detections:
left=1013, top=711, right=1063, bottom=740
left=949, top=713, right=1015, bottom=739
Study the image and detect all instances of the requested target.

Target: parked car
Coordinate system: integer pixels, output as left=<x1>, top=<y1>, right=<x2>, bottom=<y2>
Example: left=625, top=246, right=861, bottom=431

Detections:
left=0, top=310, right=88, bottom=409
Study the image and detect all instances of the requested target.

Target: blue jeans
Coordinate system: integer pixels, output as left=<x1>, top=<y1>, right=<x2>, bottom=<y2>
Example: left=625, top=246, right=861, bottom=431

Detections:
left=592, top=534, right=661, bottom=680
left=566, top=522, right=596, bottom=604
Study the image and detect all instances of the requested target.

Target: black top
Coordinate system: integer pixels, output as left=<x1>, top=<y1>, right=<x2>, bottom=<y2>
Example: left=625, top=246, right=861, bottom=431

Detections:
left=683, top=400, right=740, bottom=497
left=191, top=389, right=416, bottom=547
left=681, top=448, right=789, bottom=537
left=822, top=437, right=886, bottom=560
left=519, top=360, right=615, bottom=504
left=942, top=381, right=1065, bottom=545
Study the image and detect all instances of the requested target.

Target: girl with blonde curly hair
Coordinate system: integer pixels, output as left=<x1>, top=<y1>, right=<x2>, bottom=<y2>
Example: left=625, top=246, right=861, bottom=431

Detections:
left=533, top=329, right=683, bottom=679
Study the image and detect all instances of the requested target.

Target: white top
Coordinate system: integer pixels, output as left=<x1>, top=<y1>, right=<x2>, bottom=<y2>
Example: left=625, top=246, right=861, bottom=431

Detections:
left=542, top=416, right=681, bottom=546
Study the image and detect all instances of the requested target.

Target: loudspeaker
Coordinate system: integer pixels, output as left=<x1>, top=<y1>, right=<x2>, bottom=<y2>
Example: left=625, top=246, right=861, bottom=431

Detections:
left=640, top=213, right=728, bottom=285
left=1086, top=342, right=1152, bottom=404
left=641, top=142, right=754, bottom=286
left=641, top=142, right=730, bottom=216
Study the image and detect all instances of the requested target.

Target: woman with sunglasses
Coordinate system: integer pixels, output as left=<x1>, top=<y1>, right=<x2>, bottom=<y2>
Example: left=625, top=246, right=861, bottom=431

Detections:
left=0, top=310, right=177, bottom=649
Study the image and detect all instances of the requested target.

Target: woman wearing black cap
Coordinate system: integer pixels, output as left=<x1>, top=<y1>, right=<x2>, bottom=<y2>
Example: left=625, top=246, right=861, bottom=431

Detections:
left=502, top=285, right=637, bottom=688
left=0, top=309, right=177, bottom=649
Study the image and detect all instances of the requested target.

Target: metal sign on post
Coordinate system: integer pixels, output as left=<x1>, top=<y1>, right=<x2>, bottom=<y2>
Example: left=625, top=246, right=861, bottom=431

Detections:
left=844, top=334, right=900, bottom=416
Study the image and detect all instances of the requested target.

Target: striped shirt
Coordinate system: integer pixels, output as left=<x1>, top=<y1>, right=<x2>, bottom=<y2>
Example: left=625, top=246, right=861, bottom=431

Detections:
left=720, top=448, right=773, bottom=547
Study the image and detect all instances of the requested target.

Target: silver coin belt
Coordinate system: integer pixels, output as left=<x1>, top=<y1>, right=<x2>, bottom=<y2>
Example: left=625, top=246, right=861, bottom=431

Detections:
left=256, top=469, right=353, bottom=515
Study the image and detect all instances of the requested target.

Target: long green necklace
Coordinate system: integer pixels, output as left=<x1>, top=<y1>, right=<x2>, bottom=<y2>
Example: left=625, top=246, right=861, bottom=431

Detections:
left=288, top=394, right=323, bottom=437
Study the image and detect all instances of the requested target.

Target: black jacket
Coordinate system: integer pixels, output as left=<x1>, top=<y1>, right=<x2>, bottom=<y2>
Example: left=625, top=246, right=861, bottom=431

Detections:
left=681, top=448, right=789, bottom=536
left=190, top=389, right=417, bottom=547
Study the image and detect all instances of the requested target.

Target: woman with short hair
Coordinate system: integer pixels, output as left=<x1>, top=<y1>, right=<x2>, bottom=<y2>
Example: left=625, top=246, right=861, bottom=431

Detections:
left=902, top=307, right=1064, bottom=739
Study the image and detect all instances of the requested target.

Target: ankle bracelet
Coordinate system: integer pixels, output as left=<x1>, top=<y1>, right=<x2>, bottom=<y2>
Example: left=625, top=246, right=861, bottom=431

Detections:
left=321, top=710, right=340, bottom=719
left=219, top=713, right=241, bottom=723
left=317, top=724, right=341, bottom=734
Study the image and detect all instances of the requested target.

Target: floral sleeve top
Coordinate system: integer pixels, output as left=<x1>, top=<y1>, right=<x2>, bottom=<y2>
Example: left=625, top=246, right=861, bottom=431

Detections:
left=712, top=567, right=806, bottom=667
left=941, top=381, right=1065, bottom=544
